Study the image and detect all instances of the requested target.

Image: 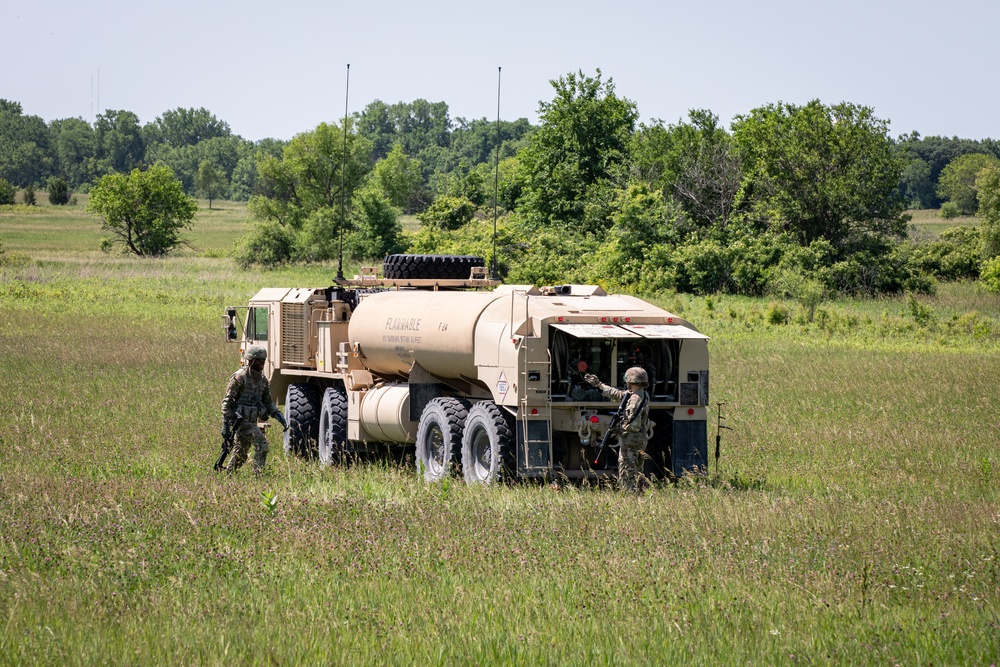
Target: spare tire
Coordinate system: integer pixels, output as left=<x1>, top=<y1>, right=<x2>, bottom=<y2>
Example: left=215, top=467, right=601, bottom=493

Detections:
left=383, top=254, right=485, bottom=280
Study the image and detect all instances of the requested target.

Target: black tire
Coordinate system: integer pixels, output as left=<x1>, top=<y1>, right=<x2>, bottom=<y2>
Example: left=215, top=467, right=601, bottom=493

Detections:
left=283, top=383, right=320, bottom=459
left=462, top=401, right=516, bottom=485
left=318, top=386, right=348, bottom=466
left=415, top=397, right=470, bottom=482
left=383, top=254, right=485, bottom=281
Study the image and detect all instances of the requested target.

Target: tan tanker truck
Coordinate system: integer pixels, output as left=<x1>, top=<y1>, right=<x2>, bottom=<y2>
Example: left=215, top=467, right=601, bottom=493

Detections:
left=224, top=254, right=710, bottom=484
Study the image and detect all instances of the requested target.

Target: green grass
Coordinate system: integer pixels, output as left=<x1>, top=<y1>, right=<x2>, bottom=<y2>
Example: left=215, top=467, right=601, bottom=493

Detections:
left=1, top=209, right=998, bottom=665
left=906, top=208, right=980, bottom=239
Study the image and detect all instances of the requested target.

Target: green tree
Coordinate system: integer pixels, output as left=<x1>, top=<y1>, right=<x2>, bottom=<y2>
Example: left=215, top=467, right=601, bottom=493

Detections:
left=49, top=117, right=97, bottom=188
left=0, top=178, right=15, bottom=205
left=153, top=107, right=231, bottom=147
left=0, top=99, right=55, bottom=186
left=937, top=153, right=999, bottom=215
left=346, top=185, right=405, bottom=260
left=245, top=121, right=372, bottom=263
left=977, top=166, right=1000, bottom=259
left=897, top=156, right=935, bottom=209
left=731, top=100, right=906, bottom=255
left=516, top=70, right=638, bottom=233
left=632, top=109, right=741, bottom=232
left=194, top=159, right=226, bottom=209
left=95, top=110, right=145, bottom=174
left=47, top=177, right=70, bottom=205
left=369, top=143, right=424, bottom=212
left=87, top=165, right=197, bottom=256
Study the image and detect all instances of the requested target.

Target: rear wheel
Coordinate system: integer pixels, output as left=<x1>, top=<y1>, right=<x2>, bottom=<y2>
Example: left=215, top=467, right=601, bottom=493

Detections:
left=283, top=383, right=320, bottom=459
left=415, top=397, right=469, bottom=482
left=462, top=401, right=516, bottom=485
left=318, top=386, right=348, bottom=466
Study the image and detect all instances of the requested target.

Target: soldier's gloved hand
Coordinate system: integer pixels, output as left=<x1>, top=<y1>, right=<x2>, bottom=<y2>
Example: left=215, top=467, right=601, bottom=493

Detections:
left=274, top=412, right=288, bottom=432
left=221, top=420, right=232, bottom=440
left=584, top=374, right=601, bottom=387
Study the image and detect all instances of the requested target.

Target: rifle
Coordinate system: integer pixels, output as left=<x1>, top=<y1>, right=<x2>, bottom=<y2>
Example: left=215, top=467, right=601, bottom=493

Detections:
left=214, top=410, right=244, bottom=471
left=593, top=393, right=631, bottom=466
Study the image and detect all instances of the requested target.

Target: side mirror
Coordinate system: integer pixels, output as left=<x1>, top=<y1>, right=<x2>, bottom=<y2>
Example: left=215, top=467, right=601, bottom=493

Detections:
left=224, top=308, right=238, bottom=341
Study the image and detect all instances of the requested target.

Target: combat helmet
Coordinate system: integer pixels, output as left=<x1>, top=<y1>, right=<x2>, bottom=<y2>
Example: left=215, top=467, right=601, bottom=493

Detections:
left=244, top=346, right=267, bottom=362
left=623, top=366, right=649, bottom=387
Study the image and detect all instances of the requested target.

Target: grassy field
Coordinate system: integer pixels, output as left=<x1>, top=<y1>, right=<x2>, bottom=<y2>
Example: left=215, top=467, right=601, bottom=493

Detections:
left=1, top=204, right=998, bottom=664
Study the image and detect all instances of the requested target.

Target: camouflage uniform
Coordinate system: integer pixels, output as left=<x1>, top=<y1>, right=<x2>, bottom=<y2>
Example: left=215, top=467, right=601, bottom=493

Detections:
left=221, top=365, right=281, bottom=474
left=588, top=369, right=651, bottom=492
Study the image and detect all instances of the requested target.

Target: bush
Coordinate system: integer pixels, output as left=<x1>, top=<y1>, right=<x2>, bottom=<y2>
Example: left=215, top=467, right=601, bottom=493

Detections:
left=902, top=227, right=982, bottom=280
left=0, top=179, right=15, bottom=205
left=417, top=196, right=476, bottom=230
left=232, top=221, right=295, bottom=269
left=981, top=257, right=1000, bottom=293
left=940, top=202, right=961, bottom=219
left=47, top=177, right=70, bottom=205
left=22, top=184, right=36, bottom=206
left=671, top=239, right=732, bottom=294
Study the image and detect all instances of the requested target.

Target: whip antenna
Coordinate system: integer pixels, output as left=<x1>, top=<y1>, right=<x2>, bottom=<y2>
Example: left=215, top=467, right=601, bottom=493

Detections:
left=337, top=63, right=351, bottom=281
left=491, top=66, right=501, bottom=280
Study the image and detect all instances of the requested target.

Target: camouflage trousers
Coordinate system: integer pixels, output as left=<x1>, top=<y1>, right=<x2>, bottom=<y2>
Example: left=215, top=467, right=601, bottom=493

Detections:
left=618, top=434, right=647, bottom=492
left=226, top=422, right=269, bottom=475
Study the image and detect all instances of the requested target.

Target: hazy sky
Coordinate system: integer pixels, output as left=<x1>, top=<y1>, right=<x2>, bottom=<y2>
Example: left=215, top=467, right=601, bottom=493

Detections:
left=4, top=0, right=997, bottom=142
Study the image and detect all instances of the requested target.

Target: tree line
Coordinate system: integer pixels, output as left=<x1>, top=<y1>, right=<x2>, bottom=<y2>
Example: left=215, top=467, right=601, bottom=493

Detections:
left=3, top=73, right=1000, bottom=296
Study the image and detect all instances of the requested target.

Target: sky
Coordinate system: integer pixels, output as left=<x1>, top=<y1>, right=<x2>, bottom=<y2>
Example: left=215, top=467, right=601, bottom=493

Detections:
left=4, top=0, right=998, bottom=142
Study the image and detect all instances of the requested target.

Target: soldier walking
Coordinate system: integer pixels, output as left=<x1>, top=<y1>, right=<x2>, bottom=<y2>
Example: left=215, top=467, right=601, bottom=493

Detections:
left=585, top=367, right=651, bottom=492
left=221, top=346, right=287, bottom=475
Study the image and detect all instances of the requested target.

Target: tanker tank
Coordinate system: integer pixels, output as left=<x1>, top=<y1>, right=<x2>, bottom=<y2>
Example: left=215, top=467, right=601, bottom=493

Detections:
left=348, top=290, right=506, bottom=378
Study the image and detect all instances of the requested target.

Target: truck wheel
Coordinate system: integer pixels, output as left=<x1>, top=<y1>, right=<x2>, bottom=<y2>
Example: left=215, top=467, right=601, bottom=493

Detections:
left=318, top=386, right=348, bottom=466
left=415, top=397, right=470, bottom=482
left=283, top=383, right=320, bottom=459
left=383, top=254, right=485, bottom=280
left=462, top=401, right=516, bottom=485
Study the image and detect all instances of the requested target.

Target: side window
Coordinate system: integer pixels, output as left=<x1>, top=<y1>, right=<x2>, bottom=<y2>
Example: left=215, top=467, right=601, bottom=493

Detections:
left=247, top=307, right=269, bottom=341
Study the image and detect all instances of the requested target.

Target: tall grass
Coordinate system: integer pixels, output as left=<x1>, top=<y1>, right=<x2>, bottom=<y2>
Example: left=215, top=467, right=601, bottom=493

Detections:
left=0, top=211, right=998, bottom=664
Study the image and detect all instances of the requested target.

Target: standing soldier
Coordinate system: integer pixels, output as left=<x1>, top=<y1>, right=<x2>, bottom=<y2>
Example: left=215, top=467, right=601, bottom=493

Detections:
left=584, top=367, right=651, bottom=492
left=221, top=346, right=287, bottom=475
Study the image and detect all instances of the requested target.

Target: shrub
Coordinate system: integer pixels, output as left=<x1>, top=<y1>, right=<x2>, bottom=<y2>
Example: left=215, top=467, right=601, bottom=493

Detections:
left=981, top=257, right=1000, bottom=293
left=0, top=179, right=15, bottom=205
left=232, top=221, right=294, bottom=269
left=417, top=196, right=476, bottom=230
left=903, top=227, right=982, bottom=280
left=940, top=202, right=961, bottom=219
left=47, top=177, right=70, bottom=205
left=671, top=239, right=732, bottom=294
left=766, top=301, right=790, bottom=325
left=22, top=184, right=36, bottom=206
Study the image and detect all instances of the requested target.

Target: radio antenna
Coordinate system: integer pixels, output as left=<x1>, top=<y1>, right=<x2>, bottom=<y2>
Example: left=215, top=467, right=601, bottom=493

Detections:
left=337, top=63, right=350, bottom=281
left=491, top=66, right=501, bottom=280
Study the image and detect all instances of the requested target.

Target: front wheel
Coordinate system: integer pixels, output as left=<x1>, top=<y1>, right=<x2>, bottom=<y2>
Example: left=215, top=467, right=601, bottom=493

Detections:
left=462, top=401, right=516, bottom=485
left=318, top=386, right=348, bottom=466
left=415, top=397, right=469, bottom=482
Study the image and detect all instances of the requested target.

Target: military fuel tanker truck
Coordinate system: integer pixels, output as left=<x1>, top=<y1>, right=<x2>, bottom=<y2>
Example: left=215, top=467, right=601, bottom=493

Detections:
left=223, top=254, right=710, bottom=484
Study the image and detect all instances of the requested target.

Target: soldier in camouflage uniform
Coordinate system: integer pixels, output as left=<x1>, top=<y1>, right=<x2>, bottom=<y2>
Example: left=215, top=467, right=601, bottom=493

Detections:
left=221, top=346, right=287, bottom=475
left=585, top=367, right=651, bottom=492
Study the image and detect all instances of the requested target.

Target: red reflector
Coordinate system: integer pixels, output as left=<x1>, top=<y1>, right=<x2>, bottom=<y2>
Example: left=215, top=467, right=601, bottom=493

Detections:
left=531, top=409, right=538, bottom=415
left=558, top=316, right=564, bottom=322
left=600, top=317, right=607, bottom=322
left=590, top=416, right=599, bottom=424
left=668, top=317, right=674, bottom=323
left=625, top=317, right=631, bottom=323
left=688, top=408, right=695, bottom=415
